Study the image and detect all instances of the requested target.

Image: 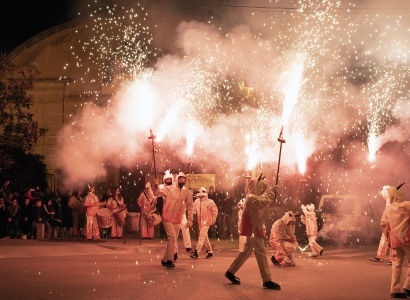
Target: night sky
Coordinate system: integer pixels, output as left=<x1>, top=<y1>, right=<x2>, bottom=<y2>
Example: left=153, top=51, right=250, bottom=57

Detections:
left=0, top=0, right=77, bottom=55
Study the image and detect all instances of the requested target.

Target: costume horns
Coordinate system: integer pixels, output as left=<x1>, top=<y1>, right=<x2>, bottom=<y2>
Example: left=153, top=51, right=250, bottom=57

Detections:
left=397, top=183, right=405, bottom=190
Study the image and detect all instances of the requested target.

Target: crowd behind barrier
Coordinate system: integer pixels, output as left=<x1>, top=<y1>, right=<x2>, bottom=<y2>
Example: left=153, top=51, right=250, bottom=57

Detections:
left=0, top=180, right=240, bottom=243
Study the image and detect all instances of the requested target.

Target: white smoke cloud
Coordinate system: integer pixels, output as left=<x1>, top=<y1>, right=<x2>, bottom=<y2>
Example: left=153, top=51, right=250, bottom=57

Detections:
left=56, top=0, right=410, bottom=199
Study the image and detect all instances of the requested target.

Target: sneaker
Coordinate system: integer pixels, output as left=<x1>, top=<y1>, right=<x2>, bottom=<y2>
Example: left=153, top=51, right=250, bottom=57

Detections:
left=190, top=251, right=199, bottom=259
left=186, top=247, right=193, bottom=252
left=161, top=260, right=167, bottom=267
left=309, top=254, right=318, bottom=258
left=263, top=281, right=281, bottom=290
left=270, top=255, right=280, bottom=266
left=370, top=257, right=383, bottom=262
left=390, top=292, right=407, bottom=298
left=174, top=253, right=178, bottom=262
left=225, top=271, right=240, bottom=284
left=387, top=261, right=392, bottom=265
left=205, top=252, right=214, bottom=259
left=166, top=261, right=175, bottom=268
left=3, top=236, right=10, bottom=239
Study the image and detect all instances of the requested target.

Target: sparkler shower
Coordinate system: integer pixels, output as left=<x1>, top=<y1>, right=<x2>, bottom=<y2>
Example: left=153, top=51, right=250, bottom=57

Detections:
left=57, top=0, right=410, bottom=199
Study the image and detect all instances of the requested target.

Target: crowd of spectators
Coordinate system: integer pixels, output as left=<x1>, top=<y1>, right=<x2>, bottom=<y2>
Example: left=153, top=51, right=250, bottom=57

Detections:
left=0, top=179, right=76, bottom=239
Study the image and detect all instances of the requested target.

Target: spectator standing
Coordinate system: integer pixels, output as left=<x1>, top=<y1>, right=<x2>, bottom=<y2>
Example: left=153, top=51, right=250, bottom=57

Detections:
left=31, top=198, right=50, bottom=239
left=7, top=198, right=20, bottom=239
left=44, top=199, right=62, bottom=239
left=20, top=197, right=32, bottom=239
left=0, top=180, right=11, bottom=205
left=0, top=197, right=10, bottom=238
left=67, top=188, right=85, bottom=236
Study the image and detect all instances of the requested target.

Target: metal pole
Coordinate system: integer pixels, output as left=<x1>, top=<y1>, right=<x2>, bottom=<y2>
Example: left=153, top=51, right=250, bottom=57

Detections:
left=148, top=129, right=157, bottom=179
left=275, top=126, right=286, bottom=199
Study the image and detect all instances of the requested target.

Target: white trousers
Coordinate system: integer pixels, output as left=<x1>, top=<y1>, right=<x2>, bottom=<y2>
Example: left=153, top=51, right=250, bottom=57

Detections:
left=196, top=225, right=212, bottom=253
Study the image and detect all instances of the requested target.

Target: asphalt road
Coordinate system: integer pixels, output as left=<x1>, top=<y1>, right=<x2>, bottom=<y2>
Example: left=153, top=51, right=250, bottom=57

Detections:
left=0, top=236, right=397, bottom=300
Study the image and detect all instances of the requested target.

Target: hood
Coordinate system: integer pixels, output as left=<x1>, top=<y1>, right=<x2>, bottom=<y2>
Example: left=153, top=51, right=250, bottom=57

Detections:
left=196, top=187, right=208, bottom=198
left=248, top=173, right=267, bottom=196
left=281, top=211, right=296, bottom=225
left=163, top=170, right=173, bottom=184
left=381, top=184, right=405, bottom=202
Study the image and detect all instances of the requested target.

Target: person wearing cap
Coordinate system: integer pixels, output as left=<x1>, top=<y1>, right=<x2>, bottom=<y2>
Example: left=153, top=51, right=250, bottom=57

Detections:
left=300, top=203, right=323, bottom=258
left=190, top=187, right=218, bottom=259
left=154, top=171, right=194, bottom=268
left=269, top=211, right=302, bottom=266
left=225, top=173, right=281, bottom=290
left=380, top=184, right=410, bottom=299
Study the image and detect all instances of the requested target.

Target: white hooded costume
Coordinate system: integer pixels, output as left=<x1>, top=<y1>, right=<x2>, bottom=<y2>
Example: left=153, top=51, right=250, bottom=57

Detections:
left=301, top=203, right=323, bottom=257
left=154, top=171, right=194, bottom=266
left=269, top=211, right=301, bottom=266
left=380, top=184, right=410, bottom=296
left=191, top=187, right=218, bottom=258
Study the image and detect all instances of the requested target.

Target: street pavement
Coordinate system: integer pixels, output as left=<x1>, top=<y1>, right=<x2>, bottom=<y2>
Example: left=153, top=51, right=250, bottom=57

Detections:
left=0, top=235, right=398, bottom=300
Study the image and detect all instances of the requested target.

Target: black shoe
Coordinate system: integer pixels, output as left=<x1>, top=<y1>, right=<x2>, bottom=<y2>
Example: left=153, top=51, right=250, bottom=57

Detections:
left=319, top=249, right=323, bottom=256
left=391, top=293, right=407, bottom=298
left=404, top=289, right=410, bottom=297
left=205, top=252, right=214, bottom=259
left=225, top=271, right=240, bottom=284
left=190, top=251, right=199, bottom=259
left=161, top=260, right=166, bottom=267
left=186, top=247, right=193, bottom=252
left=174, top=253, right=178, bottom=262
left=270, top=255, right=280, bottom=266
left=166, top=261, right=175, bottom=268
left=263, top=281, right=281, bottom=290
left=370, top=257, right=383, bottom=262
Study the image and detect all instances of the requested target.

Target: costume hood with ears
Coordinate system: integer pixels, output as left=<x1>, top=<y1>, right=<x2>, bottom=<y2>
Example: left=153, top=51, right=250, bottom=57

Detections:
left=237, top=198, right=245, bottom=209
left=281, top=211, right=296, bottom=225
left=177, top=172, right=187, bottom=179
left=248, top=173, right=267, bottom=196
left=380, top=183, right=405, bottom=202
left=196, top=187, right=208, bottom=198
left=163, top=170, right=173, bottom=184
left=305, top=203, right=315, bottom=212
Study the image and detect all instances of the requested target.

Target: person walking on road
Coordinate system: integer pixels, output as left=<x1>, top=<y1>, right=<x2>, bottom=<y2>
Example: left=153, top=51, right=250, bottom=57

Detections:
left=224, top=173, right=280, bottom=290
left=190, top=187, right=218, bottom=259
left=380, top=184, right=410, bottom=299
left=300, top=203, right=323, bottom=258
